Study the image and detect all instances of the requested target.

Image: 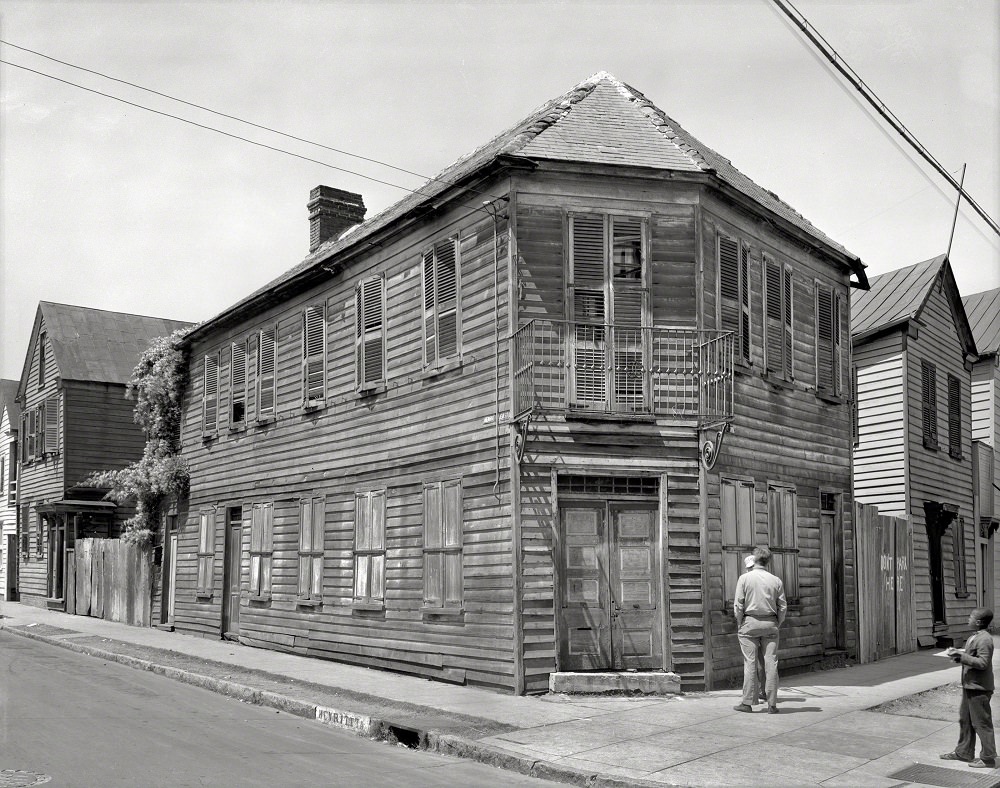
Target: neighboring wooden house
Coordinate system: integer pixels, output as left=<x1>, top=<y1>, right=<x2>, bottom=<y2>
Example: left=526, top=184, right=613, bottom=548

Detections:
left=963, top=287, right=1000, bottom=614
left=0, top=379, right=19, bottom=599
left=174, top=72, right=865, bottom=693
left=15, top=302, right=192, bottom=609
left=852, top=256, right=979, bottom=647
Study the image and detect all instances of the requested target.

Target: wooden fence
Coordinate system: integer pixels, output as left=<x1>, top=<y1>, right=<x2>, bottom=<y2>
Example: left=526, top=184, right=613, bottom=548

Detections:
left=854, top=502, right=914, bottom=663
left=66, top=538, right=152, bottom=627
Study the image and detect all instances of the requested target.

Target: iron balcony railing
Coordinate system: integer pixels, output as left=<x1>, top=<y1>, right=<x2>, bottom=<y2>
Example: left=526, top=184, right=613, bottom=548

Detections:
left=511, top=319, right=733, bottom=424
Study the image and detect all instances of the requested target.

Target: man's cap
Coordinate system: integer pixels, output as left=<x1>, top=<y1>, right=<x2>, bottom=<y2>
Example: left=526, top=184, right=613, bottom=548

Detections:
left=744, top=555, right=755, bottom=569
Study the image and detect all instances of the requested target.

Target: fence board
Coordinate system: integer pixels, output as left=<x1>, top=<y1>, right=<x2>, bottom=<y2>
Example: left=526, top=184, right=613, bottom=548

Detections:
left=72, top=538, right=152, bottom=627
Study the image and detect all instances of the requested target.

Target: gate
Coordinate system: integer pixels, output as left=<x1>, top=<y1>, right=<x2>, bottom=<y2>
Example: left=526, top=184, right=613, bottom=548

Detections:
left=854, top=502, right=914, bottom=663
left=70, top=538, right=152, bottom=627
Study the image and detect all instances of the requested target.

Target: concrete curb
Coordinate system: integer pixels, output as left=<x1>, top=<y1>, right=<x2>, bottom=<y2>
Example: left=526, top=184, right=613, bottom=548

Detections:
left=3, top=624, right=677, bottom=787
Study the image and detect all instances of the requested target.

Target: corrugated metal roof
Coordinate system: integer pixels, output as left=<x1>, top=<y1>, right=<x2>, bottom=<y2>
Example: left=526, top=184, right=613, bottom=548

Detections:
left=964, top=287, right=1000, bottom=355
left=188, top=72, right=863, bottom=343
left=0, top=378, right=19, bottom=424
left=38, top=302, right=193, bottom=385
left=851, top=256, right=945, bottom=339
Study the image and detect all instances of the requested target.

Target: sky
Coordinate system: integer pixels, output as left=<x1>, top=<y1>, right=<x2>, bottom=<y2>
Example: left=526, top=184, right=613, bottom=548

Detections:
left=1, top=1, right=998, bottom=382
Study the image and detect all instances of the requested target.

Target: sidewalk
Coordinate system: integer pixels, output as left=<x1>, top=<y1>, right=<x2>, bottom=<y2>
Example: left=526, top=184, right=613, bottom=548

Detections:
left=1, top=600, right=995, bottom=788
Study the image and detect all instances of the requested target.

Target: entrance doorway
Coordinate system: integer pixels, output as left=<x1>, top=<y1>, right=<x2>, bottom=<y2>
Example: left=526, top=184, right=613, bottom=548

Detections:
left=820, top=492, right=845, bottom=650
left=47, top=515, right=66, bottom=605
left=558, top=500, right=660, bottom=671
left=221, top=507, right=242, bottom=639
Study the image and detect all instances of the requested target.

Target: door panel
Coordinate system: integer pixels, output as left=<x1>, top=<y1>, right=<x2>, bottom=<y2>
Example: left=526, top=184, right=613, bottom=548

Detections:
left=559, top=506, right=610, bottom=670
left=611, top=506, right=660, bottom=669
left=222, top=519, right=241, bottom=638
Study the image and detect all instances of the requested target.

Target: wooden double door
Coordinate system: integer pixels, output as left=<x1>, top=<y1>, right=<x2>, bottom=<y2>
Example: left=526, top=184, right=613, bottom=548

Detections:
left=558, top=501, right=661, bottom=671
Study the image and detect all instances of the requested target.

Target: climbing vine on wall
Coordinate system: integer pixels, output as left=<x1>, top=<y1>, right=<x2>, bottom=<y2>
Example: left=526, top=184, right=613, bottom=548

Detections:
left=84, top=327, right=192, bottom=546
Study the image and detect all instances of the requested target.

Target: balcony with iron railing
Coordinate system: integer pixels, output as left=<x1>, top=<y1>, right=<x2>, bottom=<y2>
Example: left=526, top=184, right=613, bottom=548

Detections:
left=511, top=319, right=734, bottom=425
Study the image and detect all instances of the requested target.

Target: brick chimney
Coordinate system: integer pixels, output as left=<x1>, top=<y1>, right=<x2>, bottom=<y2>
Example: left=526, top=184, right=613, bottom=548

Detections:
left=307, top=185, right=366, bottom=253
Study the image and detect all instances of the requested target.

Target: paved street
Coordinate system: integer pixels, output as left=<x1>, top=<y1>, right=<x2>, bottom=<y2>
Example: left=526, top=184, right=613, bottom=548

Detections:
left=0, top=632, right=556, bottom=788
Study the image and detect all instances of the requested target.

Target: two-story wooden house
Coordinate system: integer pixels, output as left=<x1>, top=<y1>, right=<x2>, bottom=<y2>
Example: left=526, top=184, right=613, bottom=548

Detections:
left=16, top=302, right=192, bottom=609
left=1, top=378, right=19, bottom=600
left=852, top=256, right=979, bottom=647
left=174, top=73, right=865, bottom=693
left=963, top=287, right=1000, bottom=614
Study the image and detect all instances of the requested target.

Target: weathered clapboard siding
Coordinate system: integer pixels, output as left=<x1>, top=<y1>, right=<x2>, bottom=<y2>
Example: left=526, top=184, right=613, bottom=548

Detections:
left=854, top=330, right=907, bottom=515
left=905, top=281, right=976, bottom=642
left=63, top=381, right=145, bottom=493
left=176, top=189, right=517, bottom=689
left=0, top=400, right=15, bottom=599
left=700, top=190, right=855, bottom=684
left=971, top=360, right=996, bottom=445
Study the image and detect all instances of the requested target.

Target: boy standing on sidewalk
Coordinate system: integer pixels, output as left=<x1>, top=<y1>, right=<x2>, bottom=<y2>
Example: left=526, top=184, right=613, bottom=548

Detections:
left=941, top=608, right=996, bottom=769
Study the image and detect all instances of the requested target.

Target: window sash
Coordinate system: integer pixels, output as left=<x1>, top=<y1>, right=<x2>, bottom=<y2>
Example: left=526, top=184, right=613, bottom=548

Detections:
left=249, top=503, right=274, bottom=597
left=298, top=497, right=325, bottom=599
left=353, top=490, right=386, bottom=602
left=423, top=479, right=463, bottom=607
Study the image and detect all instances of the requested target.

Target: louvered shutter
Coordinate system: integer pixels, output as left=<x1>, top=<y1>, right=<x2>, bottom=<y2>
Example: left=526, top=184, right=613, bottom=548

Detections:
left=816, top=286, right=834, bottom=392
left=922, top=360, right=938, bottom=448
left=782, top=267, right=793, bottom=380
left=435, top=238, right=459, bottom=359
left=948, top=375, right=962, bottom=459
left=202, top=353, right=219, bottom=433
left=611, top=216, right=645, bottom=410
left=231, top=341, right=247, bottom=424
left=739, top=244, right=751, bottom=363
left=719, top=236, right=740, bottom=337
left=20, top=414, right=28, bottom=463
left=356, top=277, right=385, bottom=388
left=833, top=292, right=843, bottom=395
left=257, top=326, right=276, bottom=417
left=43, top=395, right=59, bottom=454
left=422, top=249, right=436, bottom=365
left=570, top=214, right=607, bottom=406
left=764, top=259, right=783, bottom=375
left=302, top=304, right=326, bottom=404
left=851, top=367, right=859, bottom=447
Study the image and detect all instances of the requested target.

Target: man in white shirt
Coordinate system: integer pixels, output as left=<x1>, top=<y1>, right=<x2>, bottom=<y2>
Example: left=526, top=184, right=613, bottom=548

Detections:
left=733, top=546, right=787, bottom=714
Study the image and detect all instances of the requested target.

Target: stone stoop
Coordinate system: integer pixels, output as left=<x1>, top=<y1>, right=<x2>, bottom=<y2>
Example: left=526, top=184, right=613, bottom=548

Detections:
left=549, top=671, right=682, bottom=695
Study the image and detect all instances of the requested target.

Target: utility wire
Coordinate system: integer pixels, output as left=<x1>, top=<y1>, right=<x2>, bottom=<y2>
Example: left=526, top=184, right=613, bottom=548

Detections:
left=0, top=58, right=436, bottom=197
left=770, top=0, right=1000, bottom=237
left=0, top=39, right=438, bottom=187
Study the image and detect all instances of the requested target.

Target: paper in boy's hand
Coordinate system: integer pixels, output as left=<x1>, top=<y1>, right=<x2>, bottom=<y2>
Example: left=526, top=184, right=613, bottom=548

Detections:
left=936, top=649, right=966, bottom=657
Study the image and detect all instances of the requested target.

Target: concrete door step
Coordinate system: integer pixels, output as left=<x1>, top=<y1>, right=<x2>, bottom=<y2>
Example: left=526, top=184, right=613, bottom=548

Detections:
left=549, top=671, right=682, bottom=695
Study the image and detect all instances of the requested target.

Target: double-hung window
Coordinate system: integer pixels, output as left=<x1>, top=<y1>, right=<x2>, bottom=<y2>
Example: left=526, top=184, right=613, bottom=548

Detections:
left=353, top=490, right=386, bottom=606
left=423, top=479, right=463, bottom=611
left=721, top=478, right=755, bottom=608
left=764, top=258, right=793, bottom=380
left=815, top=284, right=843, bottom=397
left=422, top=237, right=461, bottom=367
left=302, top=304, right=326, bottom=406
left=356, top=277, right=386, bottom=391
left=202, top=352, right=220, bottom=435
left=298, top=496, right=325, bottom=602
left=196, top=511, right=215, bottom=598
left=257, top=326, right=277, bottom=420
left=768, top=484, right=799, bottom=602
left=719, top=235, right=751, bottom=364
left=230, top=340, right=247, bottom=426
left=948, top=374, right=962, bottom=460
left=249, top=502, right=274, bottom=599
left=922, top=359, right=938, bottom=450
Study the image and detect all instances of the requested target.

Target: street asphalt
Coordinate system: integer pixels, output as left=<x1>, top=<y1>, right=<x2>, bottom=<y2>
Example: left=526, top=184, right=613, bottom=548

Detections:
left=2, top=600, right=998, bottom=787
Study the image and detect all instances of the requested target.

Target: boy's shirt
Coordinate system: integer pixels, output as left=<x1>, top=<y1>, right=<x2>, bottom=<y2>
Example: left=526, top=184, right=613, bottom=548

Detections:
left=960, top=630, right=995, bottom=692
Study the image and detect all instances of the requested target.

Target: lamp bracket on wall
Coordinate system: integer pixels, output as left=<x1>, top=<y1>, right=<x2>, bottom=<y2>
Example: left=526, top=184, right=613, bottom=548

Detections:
left=699, top=420, right=732, bottom=471
left=513, top=412, right=533, bottom=464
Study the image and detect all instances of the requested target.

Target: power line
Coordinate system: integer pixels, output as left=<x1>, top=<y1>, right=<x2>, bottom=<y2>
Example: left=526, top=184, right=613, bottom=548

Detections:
left=770, top=0, right=1000, bottom=238
left=0, top=58, right=436, bottom=197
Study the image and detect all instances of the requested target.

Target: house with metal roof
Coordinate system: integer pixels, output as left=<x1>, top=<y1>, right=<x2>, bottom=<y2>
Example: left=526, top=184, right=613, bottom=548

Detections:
left=964, top=286, right=1000, bottom=613
left=15, top=301, right=192, bottom=610
left=852, top=255, right=980, bottom=648
left=1, top=378, right=20, bottom=599
left=174, top=72, right=865, bottom=693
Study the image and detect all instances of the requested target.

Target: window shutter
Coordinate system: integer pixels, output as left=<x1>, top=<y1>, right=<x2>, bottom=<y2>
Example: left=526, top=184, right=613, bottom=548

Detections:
left=231, top=341, right=247, bottom=424
left=310, top=497, right=325, bottom=597
left=422, top=249, right=436, bottom=365
left=739, top=244, right=751, bottom=363
left=611, top=216, right=643, bottom=327
left=424, top=483, right=442, bottom=605
left=948, top=375, right=962, bottom=459
left=719, top=235, right=740, bottom=338
left=782, top=267, right=793, bottom=380
left=764, top=259, right=783, bottom=374
left=261, top=503, right=273, bottom=596
left=370, top=490, right=385, bottom=599
left=43, top=395, right=59, bottom=453
left=922, top=360, right=938, bottom=448
left=203, top=353, right=219, bottom=433
left=435, top=238, right=459, bottom=359
left=298, top=499, right=312, bottom=597
left=302, top=304, right=326, bottom=403
left=442, top=479, right=463, bottom=605
left=257, top=327, right=276, bottom=417
left=570, top=214, right=607, bottom=406
left=20, top=414, right=28, bottom=464
left=833, top=292, right=843, bottom=395
left=356, top=277, right=385, bottom=387
left=816, top=286, right=834, bottom=392
left=250, top=504, right=262, bottom=594
left=851, top=367, right=859, bottom=447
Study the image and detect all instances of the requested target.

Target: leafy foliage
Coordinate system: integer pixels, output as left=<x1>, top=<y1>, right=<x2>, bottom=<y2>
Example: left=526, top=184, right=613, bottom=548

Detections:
left=84, top=327, right=192, bottom=545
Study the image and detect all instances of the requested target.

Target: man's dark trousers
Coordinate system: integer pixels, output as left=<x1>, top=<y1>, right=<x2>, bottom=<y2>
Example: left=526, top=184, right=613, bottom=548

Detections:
left=955, top=688, right=997, bottom=763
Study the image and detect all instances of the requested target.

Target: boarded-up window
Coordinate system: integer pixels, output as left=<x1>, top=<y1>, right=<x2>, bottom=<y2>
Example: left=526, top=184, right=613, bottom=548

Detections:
left=37, top=332, right=47, bottom=389
left=196, top=511, right=215, bottom=597
left=768, top=485, right=799, bottom=602
left=922, top=359, right=938, bottom=450
left=948, top=374, right=962, bottom=459
left=353, top=490, right=386, bottom=605
left=721, top=478, right=755, bottom=606
left=257, top=326, right=277, bottom=419
left=816, top=284, right=842, bottom=396
left=954, top=516, right=968, bottom=597
left=202, top=353, right=219, bottom=435
left=422, top=237, right=461, bottom=367
left=764, top=259, right=793, bottom=380
left=249, top=502, right=274, bottom=598
left=356, top=277, right=385, bottom=390
left=719, top=235, right=751, bottom=364
left=298, top=496, right=325, bottom=601
left=302, top=304, right=326, bottom=405
left=423, top=479, right=463, bottom=609
left=230, top=340, right=247, bottom=426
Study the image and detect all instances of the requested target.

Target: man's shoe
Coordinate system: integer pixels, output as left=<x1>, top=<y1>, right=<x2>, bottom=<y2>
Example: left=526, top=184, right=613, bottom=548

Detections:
left=733, top=704, right=753, bottom=713
left=940, top=752, right=972, bottom=762
left=969, top=759, right=996, bottom=768
left=768, top=706, right=779, bottom=714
